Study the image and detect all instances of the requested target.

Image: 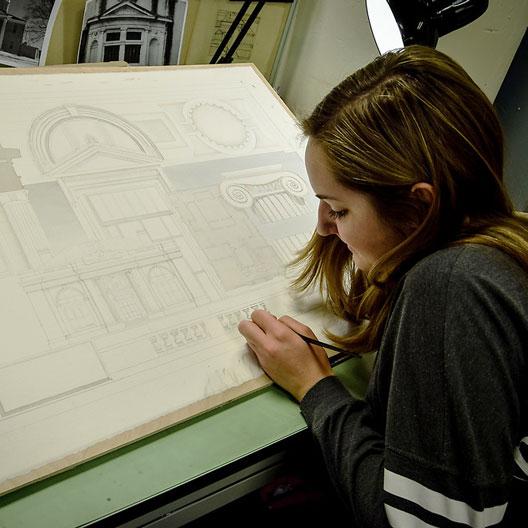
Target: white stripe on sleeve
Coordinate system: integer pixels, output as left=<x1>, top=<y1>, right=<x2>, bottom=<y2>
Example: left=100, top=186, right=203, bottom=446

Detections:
left=514, top=437, right=528, bottom=478
left=385, top=504, right=439, bottom=527
left=384, top=468, right=507, bottom=528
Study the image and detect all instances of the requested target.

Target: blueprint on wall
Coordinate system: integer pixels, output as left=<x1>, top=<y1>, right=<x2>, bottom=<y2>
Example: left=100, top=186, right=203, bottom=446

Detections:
left=0, top=64, right=325, bottom=495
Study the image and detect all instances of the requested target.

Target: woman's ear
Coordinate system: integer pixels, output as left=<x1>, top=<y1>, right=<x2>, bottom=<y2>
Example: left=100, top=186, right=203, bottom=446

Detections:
left=405, top=182, right=435, bottom=233
left=411, top=182, right=435, bottom=206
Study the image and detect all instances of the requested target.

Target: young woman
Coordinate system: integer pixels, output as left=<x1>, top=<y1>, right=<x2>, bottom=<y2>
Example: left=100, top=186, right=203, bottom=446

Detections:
left=238, top=45, right=528, bottom=527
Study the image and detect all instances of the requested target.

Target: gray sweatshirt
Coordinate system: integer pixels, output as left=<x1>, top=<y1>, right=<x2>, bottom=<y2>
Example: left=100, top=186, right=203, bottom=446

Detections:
left=301, top=244, right=528, bottom=527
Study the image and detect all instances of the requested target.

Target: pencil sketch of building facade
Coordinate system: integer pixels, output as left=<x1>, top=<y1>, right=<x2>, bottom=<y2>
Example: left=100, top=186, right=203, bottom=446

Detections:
left=0, top=80, right=314, bottom=419
left=79, top=0, right=188, bottom=65
left=0, top=66, right=320, bottom=494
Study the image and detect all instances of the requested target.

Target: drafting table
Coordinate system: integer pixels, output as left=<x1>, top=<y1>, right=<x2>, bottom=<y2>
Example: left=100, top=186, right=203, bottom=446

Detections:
left=0, top=358, right=370, bottom=527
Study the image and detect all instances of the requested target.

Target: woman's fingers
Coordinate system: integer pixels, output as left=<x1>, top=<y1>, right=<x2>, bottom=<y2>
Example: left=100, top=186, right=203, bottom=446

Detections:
left=250, top=309, right=279, bottom=330
left=237, top=310, right=333, bottom=401
left=245, top=310, right=302, bottom=347
left=277, top=314, right=318, bottom=339
left=277, top=315, right=331, bottom=367
left=238, top=317, right=263, bottom=340
left=239, top=310, right=325, bottom=361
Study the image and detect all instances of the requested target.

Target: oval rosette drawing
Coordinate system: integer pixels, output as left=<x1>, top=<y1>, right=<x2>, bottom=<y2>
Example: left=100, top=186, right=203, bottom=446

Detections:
left=183, top=99, right=256, bottom=154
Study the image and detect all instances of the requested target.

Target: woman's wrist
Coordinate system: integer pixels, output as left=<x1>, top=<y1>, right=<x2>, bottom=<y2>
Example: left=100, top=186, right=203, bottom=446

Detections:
left=296, top=373, right=336, bottom=403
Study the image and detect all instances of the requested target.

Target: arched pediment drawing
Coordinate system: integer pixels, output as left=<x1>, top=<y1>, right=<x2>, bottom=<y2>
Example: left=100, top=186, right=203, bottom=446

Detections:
left=29, top=104, right=163, bottom=176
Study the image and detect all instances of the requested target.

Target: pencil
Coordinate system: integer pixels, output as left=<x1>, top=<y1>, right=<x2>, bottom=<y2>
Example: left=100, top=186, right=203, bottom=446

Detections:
left=294, top=331, right=360, bottom=367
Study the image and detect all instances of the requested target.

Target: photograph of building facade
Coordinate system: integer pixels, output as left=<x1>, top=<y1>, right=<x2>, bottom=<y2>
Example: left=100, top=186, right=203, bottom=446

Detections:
left=78, top=0, right=188, bottom=65
left=0, top=0, right=54, bottom=67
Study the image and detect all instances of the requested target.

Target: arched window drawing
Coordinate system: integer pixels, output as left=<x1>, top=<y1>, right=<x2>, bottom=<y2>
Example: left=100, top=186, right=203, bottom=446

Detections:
left=56, top=286, right=97, bottom=334
left=104, top=274, right=146, bottom=322
left=149, top=265, right=188, bottom=309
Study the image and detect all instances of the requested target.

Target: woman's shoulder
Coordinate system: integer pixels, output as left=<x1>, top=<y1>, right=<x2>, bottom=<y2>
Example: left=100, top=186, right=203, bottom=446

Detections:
left=390, top=245, right=528, bottom=340
left=405, top=244, right=528, bottom=294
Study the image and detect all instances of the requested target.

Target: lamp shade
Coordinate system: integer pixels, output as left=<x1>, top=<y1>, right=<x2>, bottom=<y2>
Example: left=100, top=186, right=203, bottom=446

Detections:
left=366, top=0, right=489, bottom=54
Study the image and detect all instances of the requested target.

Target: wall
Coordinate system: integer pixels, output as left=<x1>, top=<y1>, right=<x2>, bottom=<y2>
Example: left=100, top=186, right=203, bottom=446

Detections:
left=494, top=28, right=528, bottom=211
left=273, top=0, right=528, bottom=119
left=45, top=0, right=86, bottom=65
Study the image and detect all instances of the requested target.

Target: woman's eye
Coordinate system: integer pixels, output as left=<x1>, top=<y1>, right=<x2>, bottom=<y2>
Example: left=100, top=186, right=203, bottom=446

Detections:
left=328, top=209, right=347, bottom=219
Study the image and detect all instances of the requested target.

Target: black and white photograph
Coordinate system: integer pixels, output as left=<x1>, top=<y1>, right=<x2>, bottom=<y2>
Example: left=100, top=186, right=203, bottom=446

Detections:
left=77, top=0, right=188, bottom=66
left=0, top=0, right=58, bottom=67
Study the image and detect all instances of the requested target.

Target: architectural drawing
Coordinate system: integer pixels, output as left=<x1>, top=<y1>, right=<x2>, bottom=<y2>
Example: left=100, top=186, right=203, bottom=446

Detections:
left=209, top=9, right=260, bottom=62
left=0, top=64, right=322, bottom=495
left=179, top=1, right=291, bottom=79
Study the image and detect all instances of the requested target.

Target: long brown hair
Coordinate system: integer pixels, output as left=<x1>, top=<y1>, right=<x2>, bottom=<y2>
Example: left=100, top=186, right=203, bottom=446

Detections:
left=292, top=45, right=528, bottom=354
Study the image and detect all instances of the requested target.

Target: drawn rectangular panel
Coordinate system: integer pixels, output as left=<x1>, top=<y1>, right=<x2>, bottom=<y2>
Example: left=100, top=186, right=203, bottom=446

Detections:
left=0, top=345, right=107, bottom=414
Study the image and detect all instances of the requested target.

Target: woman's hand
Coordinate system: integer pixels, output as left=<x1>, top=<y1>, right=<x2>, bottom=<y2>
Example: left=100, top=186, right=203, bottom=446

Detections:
left=238, top=309, right=333, bottom=402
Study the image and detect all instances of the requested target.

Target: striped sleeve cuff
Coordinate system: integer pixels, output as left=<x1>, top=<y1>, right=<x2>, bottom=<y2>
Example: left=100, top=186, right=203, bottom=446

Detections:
left=384, top=468, right=508, bottom=527
left=514, top=436, right=528, bottom=481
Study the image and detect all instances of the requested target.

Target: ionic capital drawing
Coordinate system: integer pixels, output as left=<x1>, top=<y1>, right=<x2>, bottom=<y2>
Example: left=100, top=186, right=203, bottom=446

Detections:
left=220, top=171, right=307, bottom=209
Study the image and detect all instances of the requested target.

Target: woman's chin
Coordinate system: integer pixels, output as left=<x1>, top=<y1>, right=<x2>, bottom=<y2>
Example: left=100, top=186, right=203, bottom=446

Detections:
left=351, top=254, right=370, bottom=272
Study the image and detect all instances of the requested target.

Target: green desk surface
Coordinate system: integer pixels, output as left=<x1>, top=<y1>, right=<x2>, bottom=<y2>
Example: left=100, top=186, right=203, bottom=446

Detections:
left=0, top=358, right=372, bottom=528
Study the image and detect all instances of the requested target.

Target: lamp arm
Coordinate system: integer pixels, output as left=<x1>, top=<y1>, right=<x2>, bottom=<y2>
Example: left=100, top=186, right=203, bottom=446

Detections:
left=431, top=0, right=489, bottom=37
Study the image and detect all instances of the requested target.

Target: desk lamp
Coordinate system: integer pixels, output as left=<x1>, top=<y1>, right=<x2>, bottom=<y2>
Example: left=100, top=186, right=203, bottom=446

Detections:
left=366, top=0, right=489, bottom=53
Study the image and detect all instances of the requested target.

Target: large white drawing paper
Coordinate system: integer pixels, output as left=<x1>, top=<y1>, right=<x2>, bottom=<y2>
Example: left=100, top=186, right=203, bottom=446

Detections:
left=0, top=64, right=323, bottom=495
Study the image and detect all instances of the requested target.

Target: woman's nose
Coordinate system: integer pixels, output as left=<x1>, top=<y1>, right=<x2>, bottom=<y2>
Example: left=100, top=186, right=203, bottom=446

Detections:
left=316, top=201, right=338, bottom=237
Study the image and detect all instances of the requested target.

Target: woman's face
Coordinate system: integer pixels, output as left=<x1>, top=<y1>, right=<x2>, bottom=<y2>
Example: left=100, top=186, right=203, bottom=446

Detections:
left=305, top=137, right=404, bottom=272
